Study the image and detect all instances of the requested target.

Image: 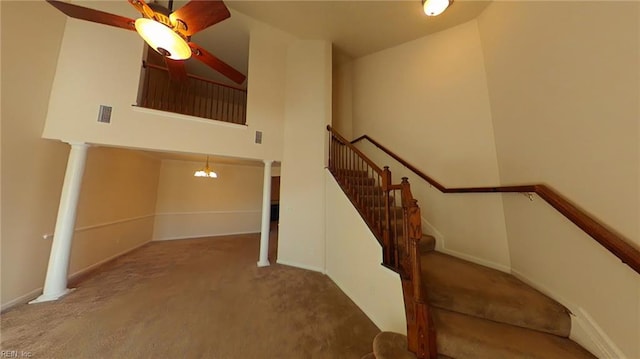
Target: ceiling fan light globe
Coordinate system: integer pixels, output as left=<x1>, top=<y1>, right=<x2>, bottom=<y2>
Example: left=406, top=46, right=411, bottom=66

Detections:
left=134, top=18, right=191, bottom=60
left=422, top=0, right=450, bottom=16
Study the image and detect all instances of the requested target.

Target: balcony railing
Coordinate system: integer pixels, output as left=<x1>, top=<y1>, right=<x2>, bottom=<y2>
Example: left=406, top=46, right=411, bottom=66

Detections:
left=138, top=62, right=247, bottom=125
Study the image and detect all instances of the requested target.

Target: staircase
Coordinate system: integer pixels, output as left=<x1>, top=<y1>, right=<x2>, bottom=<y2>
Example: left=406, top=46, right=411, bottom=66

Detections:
left=363, top=238, right=597, bottom=358
left=326, top=126, right=598, bottom=359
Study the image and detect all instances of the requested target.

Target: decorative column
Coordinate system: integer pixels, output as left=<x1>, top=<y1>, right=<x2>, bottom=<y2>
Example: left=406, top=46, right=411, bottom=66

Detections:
left=257, top=160, right=273, bottom=267
left=31, top=142, right=89, bottom=303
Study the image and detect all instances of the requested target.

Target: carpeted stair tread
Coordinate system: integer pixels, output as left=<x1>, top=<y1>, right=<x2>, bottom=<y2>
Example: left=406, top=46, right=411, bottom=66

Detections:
left=371, top=332, right=451, bottom=359
left=421, top=251, right=570, bottom=337
left=433, top=308, right=596, bottom=359
left=358, top=193, right=393, bottom=204
left=345, top=176, right=377, bottom=185
left=367, top=206, right=403, bottom=218
left=353, top=185, right=384, bottom=195
left=337, top=169, right=369, bottom=177
left=372, top=332, right=422, bottom=359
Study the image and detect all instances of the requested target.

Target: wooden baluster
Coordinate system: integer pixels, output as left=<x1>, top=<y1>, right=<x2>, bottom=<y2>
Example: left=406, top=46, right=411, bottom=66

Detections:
left=208, top=82, right=213, bottom=120
left=382, top=166, right=392, bottom=267
left=351, top=150, right=356, bottom=195
left=375, top=173, right=381, bottom=234
left=149, top=69, right=158, bottom=109
left=229, top=89, right=234, bottom=123
left=224, top=88, right=230, bottom=122
left=162, top=78, right=169, bottom=112
left=328, top=133, right=333, bottom=172
left=141, top=66, right=150, bottom=107
left=367, top=166, right=373, bottom=221
left=242, top=92, right=248, bottom=124
left=337, top=139, right=341, bottom=179
left=200, top=81, right=204, bottom=117
left=353, top=158, right=366, bottom=205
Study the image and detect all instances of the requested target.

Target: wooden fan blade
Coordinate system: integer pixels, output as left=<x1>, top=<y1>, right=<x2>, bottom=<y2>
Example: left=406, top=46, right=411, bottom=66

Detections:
left=165, top=58, right=188, bottom=83
left=127, top=0, right=155, bottom=19
left=189, top=43, right=246, bottom=84
left=170, top=0, right=230, bottom=36
left=46, top=0, right=136, bottom=31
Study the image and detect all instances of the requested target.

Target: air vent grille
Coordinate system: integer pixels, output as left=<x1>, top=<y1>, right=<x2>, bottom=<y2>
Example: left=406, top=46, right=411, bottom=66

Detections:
left=98, top=105, right=112, bottom=123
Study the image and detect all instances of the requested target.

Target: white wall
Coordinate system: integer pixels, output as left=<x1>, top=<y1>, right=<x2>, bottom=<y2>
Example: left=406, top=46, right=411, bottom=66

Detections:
left=350, top=20, right=511, bottom=271
left=69, top=146, right=160, bottom=275
left=1, top=0, right=69, bottom=308
left=153, top=160, right=263, bottom=240
left=332, top=51, right=354, bottom=139
left=277, top=40, right=332, bottom=272
left=42, top=2, right=292, bottom=163
left=478, top=2, right=639, bottom=357
left=325, top=171, right=406, bottom=333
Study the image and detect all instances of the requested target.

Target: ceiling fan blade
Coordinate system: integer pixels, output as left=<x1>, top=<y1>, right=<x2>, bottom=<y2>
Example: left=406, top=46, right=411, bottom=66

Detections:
left=127, top=0, right=155, bottom=19
left=165, top=58, right=188, bottom=83
left=46, top=0, right=136, bottom=31
left=189, top=42, right=246, bottom=84
left=170, top=0, right=230, bottom=36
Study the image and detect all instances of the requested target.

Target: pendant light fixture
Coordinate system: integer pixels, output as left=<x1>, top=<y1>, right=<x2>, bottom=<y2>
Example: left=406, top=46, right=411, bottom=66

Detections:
left=135, top=17, right=192, bottom=60
left=194, top=156, right=218, bottom=178
left=422, top=0, right=452, bottom=16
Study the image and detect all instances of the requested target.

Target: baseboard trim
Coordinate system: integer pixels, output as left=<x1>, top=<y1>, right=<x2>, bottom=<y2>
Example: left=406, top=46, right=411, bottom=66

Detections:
left=153, top=231, right=260, bottom=241
left=69, top=240, right=151, bottom=280
left=1, top=239, right=152, bottom=312
left=1, top=288, right=43, bottom=312
left=276, top=259, right=325, bottom=274
left=511, top=268, right=624, bottom=359
left=573, top=307, right=627, bottom=359
left=421, top=218, right=510, bottom=273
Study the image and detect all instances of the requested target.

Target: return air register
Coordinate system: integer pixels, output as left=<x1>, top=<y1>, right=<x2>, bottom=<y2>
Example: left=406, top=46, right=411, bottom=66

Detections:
left=98, top=105, right=112, bottom=123
left=255, top=131, right=262, bottom=144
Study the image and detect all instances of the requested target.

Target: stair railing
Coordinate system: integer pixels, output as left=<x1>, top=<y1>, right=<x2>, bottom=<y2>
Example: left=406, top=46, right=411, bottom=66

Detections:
left=138, top=62, right=248, bottom=125
left=351, top=134, right=640, bottom=275
left=327, top=125, right=437, bottom=358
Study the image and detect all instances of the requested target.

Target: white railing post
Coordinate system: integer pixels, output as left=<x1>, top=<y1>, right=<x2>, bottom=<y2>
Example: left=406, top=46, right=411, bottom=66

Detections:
left=31, top=142, right=88, bottom=303
left=258, top=160, right=274, bottom=267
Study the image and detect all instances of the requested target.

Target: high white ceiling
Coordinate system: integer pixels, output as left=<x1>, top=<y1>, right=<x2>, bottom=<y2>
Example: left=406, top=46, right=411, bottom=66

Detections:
left=226, top=0, right=491, bottom=59
left=178, top=0, right=491, bottom=85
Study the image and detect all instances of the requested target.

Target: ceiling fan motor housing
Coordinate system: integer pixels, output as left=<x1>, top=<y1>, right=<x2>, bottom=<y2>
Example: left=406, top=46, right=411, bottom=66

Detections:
left=147, top=3, right=188, bottom=35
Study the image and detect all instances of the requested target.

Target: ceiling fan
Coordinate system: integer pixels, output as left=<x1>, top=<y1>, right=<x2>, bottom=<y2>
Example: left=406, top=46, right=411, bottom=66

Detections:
left=46, top=0, right=246, bottom=84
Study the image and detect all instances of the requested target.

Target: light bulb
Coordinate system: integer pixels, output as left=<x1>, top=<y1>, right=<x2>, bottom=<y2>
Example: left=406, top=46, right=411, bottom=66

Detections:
left=135, top=18, right=192, bottom=60
left=423, top=0, right=450, bottom=16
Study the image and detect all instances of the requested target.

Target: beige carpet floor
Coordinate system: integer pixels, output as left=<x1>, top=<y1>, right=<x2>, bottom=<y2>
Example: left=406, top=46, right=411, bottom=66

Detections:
left=1, top=231, right=380, bottom=358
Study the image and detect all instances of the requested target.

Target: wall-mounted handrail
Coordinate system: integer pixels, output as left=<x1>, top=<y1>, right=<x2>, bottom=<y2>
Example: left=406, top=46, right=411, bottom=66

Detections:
left=352, top=134, right=640, bottom=275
